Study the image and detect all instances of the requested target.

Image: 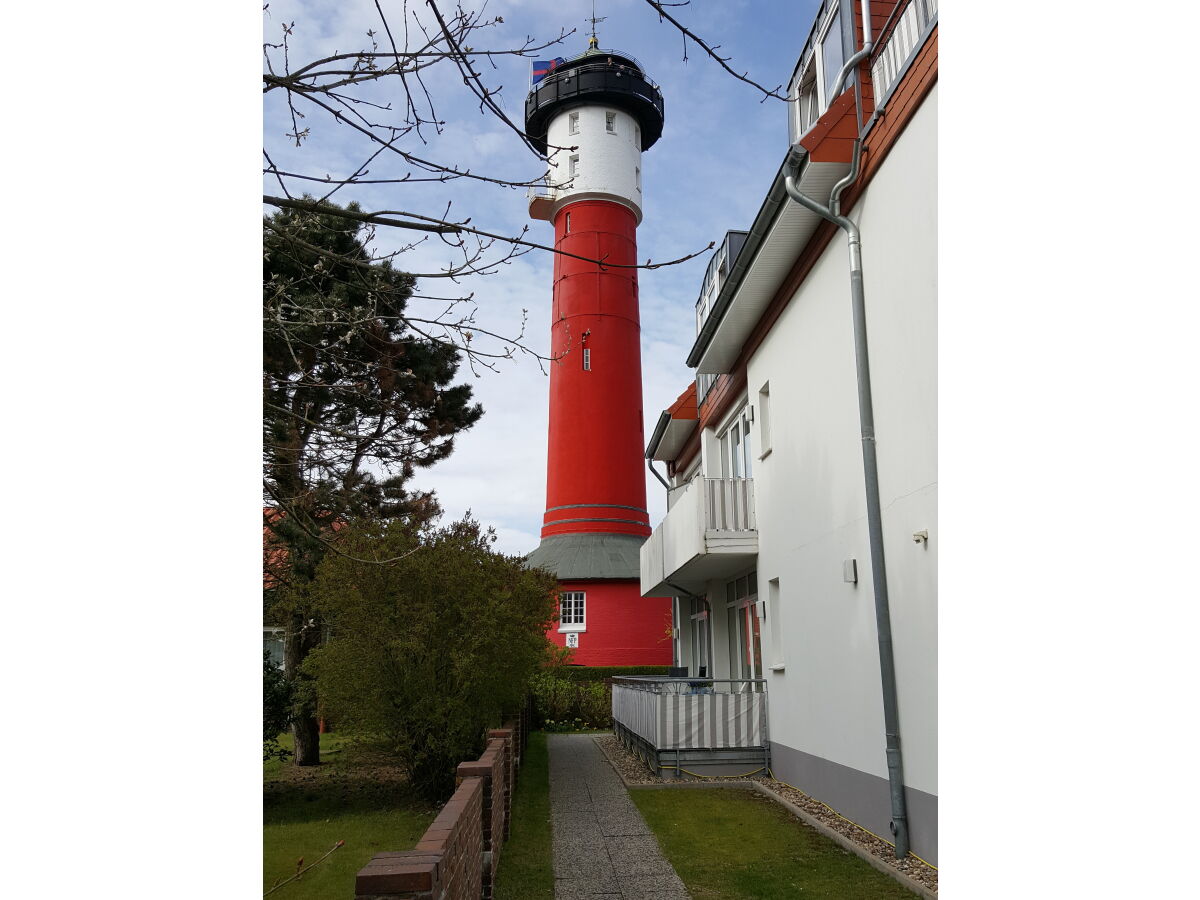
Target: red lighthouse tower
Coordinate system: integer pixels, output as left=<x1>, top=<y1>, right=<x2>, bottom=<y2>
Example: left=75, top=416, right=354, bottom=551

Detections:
left=524, top=40, right=671, bottom=665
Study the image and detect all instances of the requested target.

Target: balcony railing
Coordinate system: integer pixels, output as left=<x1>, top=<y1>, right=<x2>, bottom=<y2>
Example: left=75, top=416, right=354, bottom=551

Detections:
left=703, top=477, right=755, bottom=532
left=870, top=0, right=938, bottom=105
left=612, top=676, right=769, bottom=777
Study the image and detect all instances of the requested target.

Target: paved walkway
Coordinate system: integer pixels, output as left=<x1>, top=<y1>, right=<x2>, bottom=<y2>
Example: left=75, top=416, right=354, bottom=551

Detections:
left=547, top=734, right=690, bottom=900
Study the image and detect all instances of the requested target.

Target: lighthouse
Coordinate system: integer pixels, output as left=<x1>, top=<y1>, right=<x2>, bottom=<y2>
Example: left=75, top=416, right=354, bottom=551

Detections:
left=524, top=38, right=671, bottom=666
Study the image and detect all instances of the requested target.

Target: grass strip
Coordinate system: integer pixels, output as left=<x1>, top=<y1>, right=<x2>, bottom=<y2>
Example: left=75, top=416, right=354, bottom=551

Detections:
left=630, top=787, right=917, bottom=899
left=263, top=733, right=437, bottom=900
left=493, top=732, right=553, bottom=899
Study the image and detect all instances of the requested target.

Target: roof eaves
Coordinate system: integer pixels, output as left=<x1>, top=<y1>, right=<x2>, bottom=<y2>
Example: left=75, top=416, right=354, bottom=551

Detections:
left=645, top=410, right=672, bottom=459
left=685, top=150, right=793, bottom=370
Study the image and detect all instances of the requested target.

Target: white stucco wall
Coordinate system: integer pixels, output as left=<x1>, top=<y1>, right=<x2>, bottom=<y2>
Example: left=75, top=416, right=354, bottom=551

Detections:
left=746, top=83, right=938, bottom=796
left=673, top=85, right=938, bottom=799
left=546, top=105, right=643, bottom=220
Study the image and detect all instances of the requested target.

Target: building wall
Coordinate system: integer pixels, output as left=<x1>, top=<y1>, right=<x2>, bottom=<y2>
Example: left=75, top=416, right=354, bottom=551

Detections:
left=548, top=579, right=672, bottom=665
left=748, top=81, right=938, bottom=860
left=676, top=82, right=938, bottom=861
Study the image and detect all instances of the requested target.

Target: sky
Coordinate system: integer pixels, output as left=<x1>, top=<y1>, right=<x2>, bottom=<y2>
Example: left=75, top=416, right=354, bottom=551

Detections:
left=264, top=0, right=820, bottom=553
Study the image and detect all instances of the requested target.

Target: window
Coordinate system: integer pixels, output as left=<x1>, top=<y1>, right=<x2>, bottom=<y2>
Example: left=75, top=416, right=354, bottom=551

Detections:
left=821, top=10, right=844, bottom=100
left=757, top=382, right=772, bottom=458
left=788, top=3, right=849, bottom=143
left=568, top=155, right=579, bottom=179
left=634, top=123, right=640, bottom=146
left=719, top=406, right=754, bottom=478
left=568, top=111, right=579, bottom=135
left=583, top=347, right=591, bottom=370
left=725, top=571, right=761, bottom=682
left=606, top=110, right=616, bottom=133
left=565, top=211, right=571, bottom=233
left=635, top=166, right=641, bottom=191
left=559, top=591, right=585, bottom=631
left=689, top=597, right=711, bottom=678
left=767, top=578, right=783, bottom=671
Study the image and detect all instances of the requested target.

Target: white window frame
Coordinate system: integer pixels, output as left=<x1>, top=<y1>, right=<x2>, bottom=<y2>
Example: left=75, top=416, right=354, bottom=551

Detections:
left=717, top=404, right=754, bottom=479
left=558, top=590, right=586, bottom=632
left=757, top=381, right=772, bottom=459
left=788, top=3, right=847, bottom=142
left=724, top=570, right=761, bottom=683
left=689, top=597, right=712, bottom=678
left=568, top=111, right=580, bottom=135
left=568, top=154, right=579, bottom=179
left=605, top=110, right=617, bottom=133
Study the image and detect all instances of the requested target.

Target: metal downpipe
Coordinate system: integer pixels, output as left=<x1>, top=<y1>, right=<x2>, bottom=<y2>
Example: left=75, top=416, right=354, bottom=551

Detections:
left=648, top=458, right=672, bottom=492
left=783, top=142, right=910, bottom=859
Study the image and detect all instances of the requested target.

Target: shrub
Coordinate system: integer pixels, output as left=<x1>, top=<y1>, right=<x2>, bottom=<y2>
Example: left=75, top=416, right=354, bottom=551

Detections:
left=530, top=674, right=614, bottom=731
left=305, top=516, right=558, bottom=799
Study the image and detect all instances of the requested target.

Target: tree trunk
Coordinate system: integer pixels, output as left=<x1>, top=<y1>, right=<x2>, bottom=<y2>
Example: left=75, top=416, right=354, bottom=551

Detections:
left=292, top=713, right=321, bottom=766
left=284, top=610, right=323, bottom=766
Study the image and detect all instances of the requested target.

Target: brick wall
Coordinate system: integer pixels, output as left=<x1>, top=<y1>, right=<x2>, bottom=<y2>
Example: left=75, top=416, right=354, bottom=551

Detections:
left=355, top=718, right=524, bottom=900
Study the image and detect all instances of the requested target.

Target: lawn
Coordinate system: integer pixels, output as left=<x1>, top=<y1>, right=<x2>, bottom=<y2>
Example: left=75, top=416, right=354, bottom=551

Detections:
left=493, top=731, right=553, bottom=899
left=264, top=733, right=438, bottom=899
left=630, top=787, right=917, bottom=899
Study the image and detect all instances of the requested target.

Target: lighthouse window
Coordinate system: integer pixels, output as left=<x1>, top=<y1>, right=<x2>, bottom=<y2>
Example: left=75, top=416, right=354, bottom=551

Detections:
left=606, top=111, right=617, bottom=133
left=636, top=167, right=641, bottom=191
left=559, top=591, right=586, bottom=631
left=569, top=154, right=579, bottom=179
left=583, top=348, right=591, bottom=371
left=569, top=111, right=579, bottom=135
left=565, top=211, right=571, bottom=233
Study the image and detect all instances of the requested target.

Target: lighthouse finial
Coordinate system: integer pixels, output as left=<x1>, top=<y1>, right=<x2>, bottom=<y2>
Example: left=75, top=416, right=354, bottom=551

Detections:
left=586, top=1, right=605, bottom=50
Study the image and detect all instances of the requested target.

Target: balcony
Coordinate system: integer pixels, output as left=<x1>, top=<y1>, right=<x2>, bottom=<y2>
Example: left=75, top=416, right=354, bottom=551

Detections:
left=527, top=182, right=559, bottom=221
left=641, top=477, right=758, bottom=598
left=871, top=0, right=938, bottom=106
left=612, top=676, right=769, bottom=778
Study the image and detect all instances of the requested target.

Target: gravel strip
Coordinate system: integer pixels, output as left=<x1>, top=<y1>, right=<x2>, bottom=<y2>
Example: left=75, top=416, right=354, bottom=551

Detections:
left=594, top=734, right=937, bottom=895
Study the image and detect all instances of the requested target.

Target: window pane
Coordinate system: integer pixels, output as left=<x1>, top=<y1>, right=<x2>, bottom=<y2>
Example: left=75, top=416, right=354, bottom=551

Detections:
left=822, top=11, right=844, bottom=101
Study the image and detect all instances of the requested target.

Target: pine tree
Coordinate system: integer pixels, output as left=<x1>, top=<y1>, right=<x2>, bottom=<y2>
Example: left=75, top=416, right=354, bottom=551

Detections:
left=263, top=198, right=482, bottom=765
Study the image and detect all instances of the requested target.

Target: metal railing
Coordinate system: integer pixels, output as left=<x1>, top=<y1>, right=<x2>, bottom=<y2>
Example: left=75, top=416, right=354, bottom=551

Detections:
left=703, top=477, right=756, bottom=532
left=870, top=0, right=938, bottom=105
left=612, top=676, right=767, bottom=694
left=612, top=677, right=769, bottom=752
left=526, top=62, right=664, bottom=125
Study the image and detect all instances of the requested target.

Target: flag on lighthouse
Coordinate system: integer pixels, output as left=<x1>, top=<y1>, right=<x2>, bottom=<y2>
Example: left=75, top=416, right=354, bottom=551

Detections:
left=532, top=57, right=566, bottom=84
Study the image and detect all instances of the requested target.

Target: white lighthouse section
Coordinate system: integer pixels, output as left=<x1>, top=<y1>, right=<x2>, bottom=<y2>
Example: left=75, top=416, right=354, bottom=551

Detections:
left=543, top=106, right=644, bottom=223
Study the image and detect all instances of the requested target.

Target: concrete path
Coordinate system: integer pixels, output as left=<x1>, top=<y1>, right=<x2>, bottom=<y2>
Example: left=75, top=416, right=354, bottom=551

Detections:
left=547, top=734, right=690, bottom=900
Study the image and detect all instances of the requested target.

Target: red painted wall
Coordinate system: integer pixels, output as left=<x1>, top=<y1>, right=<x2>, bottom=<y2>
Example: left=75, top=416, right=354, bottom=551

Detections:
left=546, top=580, right=673, bottom=666
left=543, top=200, right=649, bottom=539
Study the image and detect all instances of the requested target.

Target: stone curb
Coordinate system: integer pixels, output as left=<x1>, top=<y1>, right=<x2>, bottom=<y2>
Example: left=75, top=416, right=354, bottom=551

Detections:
left=745, top=782, right=937, bottom=900
left=593, top=737, right=936, bottom=899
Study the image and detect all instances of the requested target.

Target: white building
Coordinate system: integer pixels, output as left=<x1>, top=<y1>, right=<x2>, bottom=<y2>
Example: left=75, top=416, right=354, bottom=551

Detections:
left=632, top=0, right=938, bottom=865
